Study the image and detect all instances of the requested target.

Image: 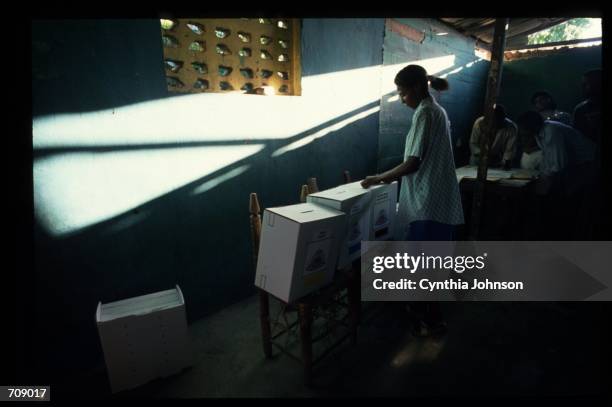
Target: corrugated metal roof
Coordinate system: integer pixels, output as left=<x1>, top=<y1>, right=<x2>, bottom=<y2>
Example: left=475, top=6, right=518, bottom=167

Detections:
left=439, top=18, right=570, bottom=49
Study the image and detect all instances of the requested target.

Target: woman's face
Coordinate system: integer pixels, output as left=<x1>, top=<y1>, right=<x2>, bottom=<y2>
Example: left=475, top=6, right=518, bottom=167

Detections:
left=397, top=85, right=419, bottom=109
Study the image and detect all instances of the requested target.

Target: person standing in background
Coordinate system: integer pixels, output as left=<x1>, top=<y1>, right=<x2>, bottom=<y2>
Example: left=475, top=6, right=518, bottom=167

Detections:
left=531, top=91, right=572, bottom=125
left=517, top=111, right=596, bottom=239
left=572, top=68, right=602, bottom=238
left=573, top=69, right=601, bottom=161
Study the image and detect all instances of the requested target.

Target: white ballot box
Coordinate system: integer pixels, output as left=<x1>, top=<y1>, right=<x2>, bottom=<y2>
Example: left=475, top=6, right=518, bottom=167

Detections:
left=307, top=184, right=371, bottom=268
left=255, top=202, right=346, bottom=303
left=96, top=285, right=192, bottom=393
left=344, top=180, right=398, bottom=242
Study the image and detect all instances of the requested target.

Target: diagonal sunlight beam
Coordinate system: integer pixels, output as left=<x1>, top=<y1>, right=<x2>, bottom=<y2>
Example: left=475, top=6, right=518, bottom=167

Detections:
left=270, top=105, right=382, bottom=158
left=190, top=164, right=250, bottom=195
left=34, top=145, right=263, bottom=237
left=33, top=54, right=464, bottom=237
left=33, top=55, right=457, bottom=149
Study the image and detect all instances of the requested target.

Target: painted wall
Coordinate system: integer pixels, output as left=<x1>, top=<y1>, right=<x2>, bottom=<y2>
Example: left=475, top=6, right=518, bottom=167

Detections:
left=31, top=18, right=385, bottom=382
left=32, top=20, right=168, bottom=116
left=499, top=45, right=602, bottom=121
left=378, top=18, right=490, bottom=171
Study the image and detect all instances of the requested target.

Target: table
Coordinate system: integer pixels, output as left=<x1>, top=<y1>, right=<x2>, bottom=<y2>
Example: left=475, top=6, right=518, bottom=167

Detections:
left=456, top=166, right=540, bottom=239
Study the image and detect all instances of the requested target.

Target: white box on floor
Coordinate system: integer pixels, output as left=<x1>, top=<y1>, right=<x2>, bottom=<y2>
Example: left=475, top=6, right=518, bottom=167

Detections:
left=345, top=180, right=398, bottom=241
left=96, top=285, right=192, bottom=393
left=307, top=184, right=372, bottom=268
left=255, top=202, right=346, bottom=303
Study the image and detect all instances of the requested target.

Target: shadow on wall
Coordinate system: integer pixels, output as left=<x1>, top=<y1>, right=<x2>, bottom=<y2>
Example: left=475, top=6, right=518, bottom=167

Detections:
left=32, top=19, right=168, bottom=117
left=300, top=19, right=386, bottom=77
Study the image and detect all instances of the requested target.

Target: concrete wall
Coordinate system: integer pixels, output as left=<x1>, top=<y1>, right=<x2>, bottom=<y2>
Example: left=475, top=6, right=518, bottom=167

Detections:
left=499, top=45, right=602, bottom=121
left=31, top=18, right=385, bottom=381
left=378, top=18, right=490, bottom=171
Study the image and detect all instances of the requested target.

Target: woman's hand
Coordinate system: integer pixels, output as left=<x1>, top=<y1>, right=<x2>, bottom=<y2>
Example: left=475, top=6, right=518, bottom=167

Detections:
left=361, top=175, right=382, bottom=189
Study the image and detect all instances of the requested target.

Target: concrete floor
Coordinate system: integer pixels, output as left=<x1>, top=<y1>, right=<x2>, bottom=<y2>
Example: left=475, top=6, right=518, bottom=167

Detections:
left=73, top=296, right=608, bottom=398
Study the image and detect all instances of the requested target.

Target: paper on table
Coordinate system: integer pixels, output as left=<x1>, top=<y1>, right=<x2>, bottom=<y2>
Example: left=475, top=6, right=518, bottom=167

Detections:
left=455, top=166, right=538, bottom=182
left=511, top=169, right=539, bottom=180
left=455, top=166, right=513, bottom=182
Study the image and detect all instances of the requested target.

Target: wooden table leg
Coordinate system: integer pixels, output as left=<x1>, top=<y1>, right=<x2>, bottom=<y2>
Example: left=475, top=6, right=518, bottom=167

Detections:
left=259, top=290, right=273, bottom=359
left=298, top=302, right=313, bottom=386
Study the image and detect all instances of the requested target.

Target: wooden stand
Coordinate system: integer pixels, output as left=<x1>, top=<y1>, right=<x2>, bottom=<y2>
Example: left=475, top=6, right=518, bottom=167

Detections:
left=249, top=176, right=360, bottom=386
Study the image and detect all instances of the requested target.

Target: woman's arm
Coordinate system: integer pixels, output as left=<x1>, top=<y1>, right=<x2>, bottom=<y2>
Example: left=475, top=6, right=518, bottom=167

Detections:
left=361, top=156, right=421, bottom=188
left=361, top=107, right=431, bottom=188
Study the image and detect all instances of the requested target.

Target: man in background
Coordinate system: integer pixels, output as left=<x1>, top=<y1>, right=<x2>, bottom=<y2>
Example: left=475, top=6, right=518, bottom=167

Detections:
left=573, top=69, right=601, bottom=158
left=517, top=111, right=596, bottom=239
left=531, top=90, right=572, bottom=125
left=469, top=104, right=518, bottom=170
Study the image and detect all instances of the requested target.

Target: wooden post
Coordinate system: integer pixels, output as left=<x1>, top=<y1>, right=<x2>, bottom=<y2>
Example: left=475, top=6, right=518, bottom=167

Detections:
left=250, top=193, right=272, bottom=358
left=249, top=193, right=262, bottom=266
left=292, top=18, right=302, bottom=96
left=307, top=177, right=319, bottom=194
left=300, top=184, right=309, bottom=203
left=470, top=18, right=509, bottom=240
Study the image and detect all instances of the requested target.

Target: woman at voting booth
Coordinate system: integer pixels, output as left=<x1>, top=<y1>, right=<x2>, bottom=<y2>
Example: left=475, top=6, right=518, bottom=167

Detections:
left=361, top=64, right=464, bottom=336
left=361, top=64, right=464, bottom=241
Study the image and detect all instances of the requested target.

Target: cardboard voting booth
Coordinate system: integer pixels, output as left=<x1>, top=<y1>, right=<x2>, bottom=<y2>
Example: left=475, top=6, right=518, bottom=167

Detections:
left=254, top=202, right=346, bottom=303
left=344, top=180, right=398, bottom=242
left=307, top=185, right=372, bottom=268
left=96, top=285, right=192, bottom=393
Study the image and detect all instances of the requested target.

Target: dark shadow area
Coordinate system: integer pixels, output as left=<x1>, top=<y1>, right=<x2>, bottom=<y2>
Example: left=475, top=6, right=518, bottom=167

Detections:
left=499, top=45, right=602, bottom=121
left=56, top=299, right=611, bottom=399
left=310, top=302, right=610, bottom=398
left=300, top=19, right=386, bottom=77
left=32, top=19, right=168, bottom=117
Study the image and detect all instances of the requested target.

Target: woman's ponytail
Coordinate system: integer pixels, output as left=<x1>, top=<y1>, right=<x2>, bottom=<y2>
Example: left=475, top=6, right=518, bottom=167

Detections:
left=427, top=75, right=449, bottom=91
left=395, top=65, right=450, bottom=93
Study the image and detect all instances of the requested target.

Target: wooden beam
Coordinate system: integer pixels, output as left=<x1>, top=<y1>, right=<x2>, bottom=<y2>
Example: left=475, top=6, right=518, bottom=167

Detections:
left=291, top=18, right=302, bottom=96
left=469, top=18, right=509, bottom=240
